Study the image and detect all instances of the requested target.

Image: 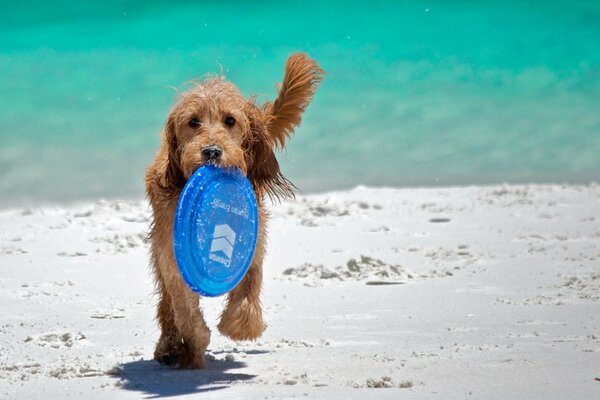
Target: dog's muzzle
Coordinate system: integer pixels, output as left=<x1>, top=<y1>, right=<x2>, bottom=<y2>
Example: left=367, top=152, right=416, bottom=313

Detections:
left=201, top=145, right=223, bottom=161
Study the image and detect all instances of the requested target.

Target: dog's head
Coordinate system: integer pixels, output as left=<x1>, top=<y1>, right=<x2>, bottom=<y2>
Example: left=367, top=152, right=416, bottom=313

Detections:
left=158, top=53, right=324, bottom=201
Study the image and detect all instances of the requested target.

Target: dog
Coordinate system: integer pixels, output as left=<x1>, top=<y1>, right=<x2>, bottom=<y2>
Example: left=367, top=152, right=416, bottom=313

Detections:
left=145, top=53, right=323, bottom=368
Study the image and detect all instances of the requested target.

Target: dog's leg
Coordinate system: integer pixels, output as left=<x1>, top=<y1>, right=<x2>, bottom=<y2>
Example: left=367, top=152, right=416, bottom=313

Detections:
left=161, top=255, right=211, bottom=369
left=218, top=212, right=267, bottom=341
left=153, top=271, right=183, bottom=366
left=218, top=258, right=266, bottom=341
left=150, top=199, right=211, bottom=369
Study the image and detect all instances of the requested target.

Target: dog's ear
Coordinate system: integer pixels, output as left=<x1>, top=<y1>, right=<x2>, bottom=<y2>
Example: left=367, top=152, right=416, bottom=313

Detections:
left=157, top=114, right=186, bottom=196
left=263, top=53, right=324, bottom=148
left=244, top=105, right=295, bottom=201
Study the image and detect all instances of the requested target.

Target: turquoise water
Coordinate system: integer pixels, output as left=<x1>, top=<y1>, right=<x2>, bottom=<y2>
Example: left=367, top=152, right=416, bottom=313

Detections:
left=1, top=1, right=599, bottom=206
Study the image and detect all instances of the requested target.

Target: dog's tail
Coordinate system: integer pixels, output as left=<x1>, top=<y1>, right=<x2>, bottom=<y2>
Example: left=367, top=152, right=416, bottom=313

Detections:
left=263, top=53, right=324, bottom=148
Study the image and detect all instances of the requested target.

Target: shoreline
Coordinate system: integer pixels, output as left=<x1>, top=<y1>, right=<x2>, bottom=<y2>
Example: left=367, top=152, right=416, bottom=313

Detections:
left=1, top=180, right=599, bottom=212
left=1, top=183, right=599, bottom=398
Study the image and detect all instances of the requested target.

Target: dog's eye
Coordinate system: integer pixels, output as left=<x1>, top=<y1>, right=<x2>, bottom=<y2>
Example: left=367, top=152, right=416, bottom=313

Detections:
left=224, top=116, right=235, bottom=127
left=188, top=118, right=201, bottom=128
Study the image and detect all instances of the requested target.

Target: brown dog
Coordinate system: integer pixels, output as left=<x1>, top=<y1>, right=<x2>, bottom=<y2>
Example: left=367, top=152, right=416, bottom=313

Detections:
left=145, top=53, right=323, bottom=368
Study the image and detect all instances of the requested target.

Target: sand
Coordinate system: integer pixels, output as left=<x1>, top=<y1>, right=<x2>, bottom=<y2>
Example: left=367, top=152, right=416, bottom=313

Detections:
left=0, top=184, right=599, bottom=399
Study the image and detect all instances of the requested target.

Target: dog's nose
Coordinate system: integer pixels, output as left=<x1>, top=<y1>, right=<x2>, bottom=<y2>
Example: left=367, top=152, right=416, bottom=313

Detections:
left=201, top=145, right=223, bottom=160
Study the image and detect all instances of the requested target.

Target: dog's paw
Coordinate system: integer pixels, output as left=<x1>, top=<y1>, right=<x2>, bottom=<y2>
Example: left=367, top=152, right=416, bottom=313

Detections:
left=154, top=347, right=183, bottom=367
left=218, top=298, right=267, bottom=341
left=154, top=335, right=184, bottom=367
left=156, top=353, right=179, bottom=366
left=177, top=342, right=206, bottom=369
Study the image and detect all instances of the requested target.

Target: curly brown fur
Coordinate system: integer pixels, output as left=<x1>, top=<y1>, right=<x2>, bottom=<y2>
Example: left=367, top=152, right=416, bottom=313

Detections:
left=145, top=53, right=323, bottom=368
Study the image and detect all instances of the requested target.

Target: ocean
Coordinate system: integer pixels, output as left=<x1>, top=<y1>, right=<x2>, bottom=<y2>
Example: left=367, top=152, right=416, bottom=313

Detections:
left=1, top=1, right=599, bottom=207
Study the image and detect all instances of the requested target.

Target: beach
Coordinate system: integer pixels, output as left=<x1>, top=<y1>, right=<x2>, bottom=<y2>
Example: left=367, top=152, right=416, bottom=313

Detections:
left=2, top=2, right=599, bottom=398
left=0, top=183, right=598, bottom=399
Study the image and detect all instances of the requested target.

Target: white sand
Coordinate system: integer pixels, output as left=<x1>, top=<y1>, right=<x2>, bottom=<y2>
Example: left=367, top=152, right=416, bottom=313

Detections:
left=0, top=184, right=599, bottom=399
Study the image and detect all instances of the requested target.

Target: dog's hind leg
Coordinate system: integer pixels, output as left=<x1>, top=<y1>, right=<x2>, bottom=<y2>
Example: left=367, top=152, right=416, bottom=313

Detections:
left=218, top=211, right=267, bottom=341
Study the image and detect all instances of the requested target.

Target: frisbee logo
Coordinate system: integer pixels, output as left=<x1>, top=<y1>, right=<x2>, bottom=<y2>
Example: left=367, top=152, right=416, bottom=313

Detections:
left=208, top=224, right=236, bottom=266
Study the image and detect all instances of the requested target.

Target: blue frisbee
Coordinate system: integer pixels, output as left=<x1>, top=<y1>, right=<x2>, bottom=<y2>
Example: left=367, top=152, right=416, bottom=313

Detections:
left=173, top=165, right=259, bottom=297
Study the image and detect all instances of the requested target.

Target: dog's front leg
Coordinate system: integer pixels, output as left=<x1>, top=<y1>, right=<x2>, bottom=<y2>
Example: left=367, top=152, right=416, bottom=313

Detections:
left=153, top=270, right=183, bottom=366
left=151, top=199, right=211, bottom=369
left=159, top=253, right=211, bottom=369
left=218, top=211, right=267, bottom=341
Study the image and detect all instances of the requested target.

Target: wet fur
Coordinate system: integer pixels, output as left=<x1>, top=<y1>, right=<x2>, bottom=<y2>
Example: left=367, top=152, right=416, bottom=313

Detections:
left=145, top=53, right=323, bottom=368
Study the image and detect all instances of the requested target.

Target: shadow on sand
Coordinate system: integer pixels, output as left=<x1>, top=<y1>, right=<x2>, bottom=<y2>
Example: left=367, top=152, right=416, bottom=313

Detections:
left=113, top=357, right=257, bottom=398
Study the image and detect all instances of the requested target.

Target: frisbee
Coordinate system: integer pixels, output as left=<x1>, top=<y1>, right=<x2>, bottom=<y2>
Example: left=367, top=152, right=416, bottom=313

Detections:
left=173, top=164, right=259, bottom=297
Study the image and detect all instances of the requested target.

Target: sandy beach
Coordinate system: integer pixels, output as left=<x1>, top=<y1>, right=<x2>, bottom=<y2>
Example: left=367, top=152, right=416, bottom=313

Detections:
left=0, top=184, right=598, bottom=399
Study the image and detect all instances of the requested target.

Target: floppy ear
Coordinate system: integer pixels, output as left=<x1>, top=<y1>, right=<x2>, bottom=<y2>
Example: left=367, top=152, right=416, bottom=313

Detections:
left=157, top=114, right=186, bottom=196
left=263, top=52, right=324, bottom=148
left=244, top=105, right=295, bottom=201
